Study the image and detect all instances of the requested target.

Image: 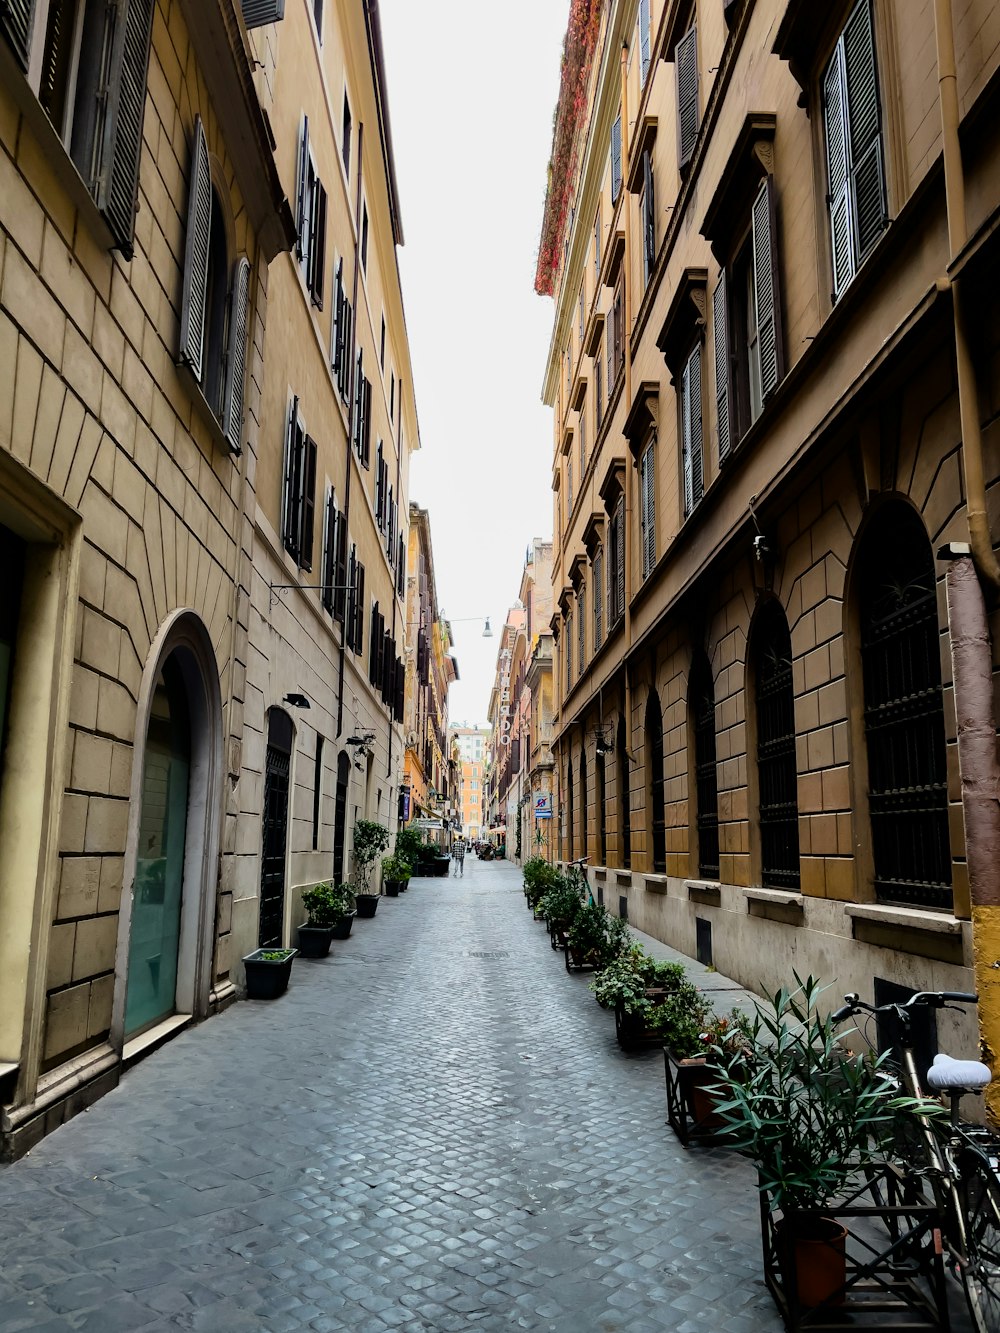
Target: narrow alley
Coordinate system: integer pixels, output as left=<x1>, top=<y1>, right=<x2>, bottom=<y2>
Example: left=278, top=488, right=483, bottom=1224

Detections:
left=0, top=859, right=777, bottom=1333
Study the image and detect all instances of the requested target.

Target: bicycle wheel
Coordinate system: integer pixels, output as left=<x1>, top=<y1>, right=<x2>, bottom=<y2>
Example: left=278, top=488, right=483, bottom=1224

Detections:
left=957, top=1145, right=1000, bottom=1333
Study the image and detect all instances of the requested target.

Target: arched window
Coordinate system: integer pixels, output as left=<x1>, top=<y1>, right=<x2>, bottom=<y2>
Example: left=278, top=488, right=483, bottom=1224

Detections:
left=579, top=748, right=589, bottom=862
left=333, top=751, right=351, bottom=885
left=752, top=602, right=800, bottom=889
left=858, top=507, right=951, bottom=906
left=646, top=688, right=665, bottom=872
left=597, top=750, right=607, bottom=865
left=566, top=757, right=574, bottom=860
left=617, top=716, right=631, bottom=868
left=690, top=654, right=719, bottom=879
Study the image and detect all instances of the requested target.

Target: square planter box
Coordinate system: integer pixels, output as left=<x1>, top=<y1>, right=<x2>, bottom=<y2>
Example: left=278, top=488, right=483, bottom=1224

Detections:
left=243, top=948, right=297, bottom=999
left=664, top=1048, right=734, bottom=1146
left=615, top=988, right=680, bottom=1052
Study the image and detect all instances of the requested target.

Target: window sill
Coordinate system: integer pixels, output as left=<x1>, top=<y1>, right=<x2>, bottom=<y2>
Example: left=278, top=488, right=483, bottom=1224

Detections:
left=645, top=873, right=670, bottom=894
left=615, top=870, right=632, bottom=886
left=845, top=903, right=963, bottom=935
left=687, top=879, right=721, bottom=905
left=743, top=886, right=804, bottom=908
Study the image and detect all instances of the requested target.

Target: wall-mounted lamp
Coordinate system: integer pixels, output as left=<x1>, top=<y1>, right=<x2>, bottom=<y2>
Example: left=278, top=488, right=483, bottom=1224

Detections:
left=283, top=693, right=310, bottom=709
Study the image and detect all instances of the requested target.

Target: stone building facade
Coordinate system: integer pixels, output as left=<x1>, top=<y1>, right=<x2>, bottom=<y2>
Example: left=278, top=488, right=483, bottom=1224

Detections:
left=539, top=0, right=1000, bottom=1110
left=0, top=0, right=289, bottom=1155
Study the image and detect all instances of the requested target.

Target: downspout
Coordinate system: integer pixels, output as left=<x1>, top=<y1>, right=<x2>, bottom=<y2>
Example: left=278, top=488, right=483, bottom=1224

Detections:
left=934, top=0, right=1000, bottom=1124
left=336, top=122, right=365, bottom=739
left=620, top=42, right=637, bottom=861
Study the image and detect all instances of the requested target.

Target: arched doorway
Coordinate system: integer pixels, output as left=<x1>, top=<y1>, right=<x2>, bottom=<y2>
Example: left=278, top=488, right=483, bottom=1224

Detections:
left=333, top=750, right=351, bottom=885
left=118, top=612, right=222, bottom=1043
left=259, top=709, right=293, bottom=947
left=646, top=688, right=665, bottom=872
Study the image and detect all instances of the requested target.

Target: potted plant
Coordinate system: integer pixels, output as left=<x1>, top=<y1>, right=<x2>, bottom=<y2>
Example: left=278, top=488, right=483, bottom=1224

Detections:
left=538, top=872, right=585, bottom=948
left=564, top=900, right=630, bottom=972
left=328, top=883, right=357, bottom=938
left=297, top=881, right=343, bottom=957
left=710, top=975, right=916, bottom=1311
left=242, top=947, right=297, bottom=999
left=522, top=855, right=552, bottom=909
left=381, top=852, right=411, bottom=897
left=393, top=827, right=422, bottom=884
left=592, top=948, right=697, bottom=1050
left=351, top=819, right=390, bottom=915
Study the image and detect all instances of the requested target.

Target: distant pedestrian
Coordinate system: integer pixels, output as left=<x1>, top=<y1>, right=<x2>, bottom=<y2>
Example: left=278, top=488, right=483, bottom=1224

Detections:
left=452, top=838, right=466, bottom=876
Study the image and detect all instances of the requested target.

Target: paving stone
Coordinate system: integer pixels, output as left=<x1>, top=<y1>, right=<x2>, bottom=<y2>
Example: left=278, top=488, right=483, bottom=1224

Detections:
left=0, top=858, right=784, bottom=1332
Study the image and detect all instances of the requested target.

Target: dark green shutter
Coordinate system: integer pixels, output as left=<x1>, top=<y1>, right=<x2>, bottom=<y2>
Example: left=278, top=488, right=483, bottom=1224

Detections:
left=300, top=435, right=317, bottom=572
left=178, top=116, right=212, bottom=378
left=676, top=26, right=699, bottom=169
left=92, top=0, right=154, bottom=258
left=223, top=256, right=250, bottom=452
left=282, top=399, right=302, bottom=559
left=712, top=274, right=731, bottom=462
left=242, top=0, right=285, bottom=29
left=610, top=114, right=622, bottom=201
left=322, top=490, right=336, bottom=613
left=295, top=115, right=309, bottom=260
left=751, top=175, right=783, bottom=399
left=0, top=0, right=36, bottom=69
left=843, top=0, right=884, bottom=262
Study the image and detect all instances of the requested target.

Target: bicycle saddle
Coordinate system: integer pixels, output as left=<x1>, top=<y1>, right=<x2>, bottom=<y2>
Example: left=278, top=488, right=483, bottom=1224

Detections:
left=926, top=1052, right=992, bottom=1091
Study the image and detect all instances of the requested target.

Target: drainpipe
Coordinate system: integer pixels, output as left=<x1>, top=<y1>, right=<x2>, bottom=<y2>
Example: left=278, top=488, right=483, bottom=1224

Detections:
left=336, top=122, right=365, bottom=739
left=934, top=0, right=1000, bottom=1124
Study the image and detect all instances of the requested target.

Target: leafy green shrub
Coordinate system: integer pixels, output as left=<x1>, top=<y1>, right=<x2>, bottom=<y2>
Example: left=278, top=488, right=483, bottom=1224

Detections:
left=395, top=826, right=423, bottom=865
left=522, top=856, right=560, bottom=908
left=648, top=982, right=713, bottom=1055
left=567, top=901, right=632, bottom=968
left=381, top=853, right=412, bottom=882
left=591, top=946, right=687, bottom=1013
left=352, top=821, right=390, bottom=892
left=538, top=873, right=586, bottom=924
left=301, top=881, right=355, bottom=926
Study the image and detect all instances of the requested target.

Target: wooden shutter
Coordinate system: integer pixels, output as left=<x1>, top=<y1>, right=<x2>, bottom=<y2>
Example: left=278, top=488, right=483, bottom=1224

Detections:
left=751, top=175, right=783, bottom=399
left=688, top=345, right=703, bottom=509
left=682, top=362, right=694, bottom=517
left=334, top=512, right=348, bottom=622
left=641, top=445, right=655, bottom=577
left=309, top=178, right=327, bottom=307
left=178, top=116, right=212, bottom=378
left=282, top=399, right=302, bottom=559
left=353, top=350, right=364, bottom=450
left=615, top=501, right=625, bottom=620
left=824, top=41, right=853, bottom=300
left=354, top=563, right=365, bottom=655
left=1, top=0, right=35, bottom=68
left=643, top=150, right=655, bottom=274
left=345, top=546, right=357, bottom=647
left=639, top=0, right=651, bottom=81
left=322, top=490, right=336, bottom=612
left=843, top=0, right=884, bottom=263
left=611, top=113, right=622, bottom=201
left=299, top=435, right=317, bottom=571
left=331, top=258, right=344, bottom=376
left=676, top=26, right=699, bottom=169
left=295, top=116, right=309, bottom=260
left=712, top=273, right=731, bottom=462
left=375, top=444, right=384, bottom=525
left=362, top=379, right=372, bottom=466
left=394, top=657, right=405, bottom=719
left=90, top=0, right=154, bottom=258
left=223, top=256, right=250, bottom=452
left=242, top=0, right=285, bottom=30
left=369, top=603, right=379, bottom=683
left=593, top=549, right=603, bottom=649
left=578, top=590, right=585, bottom=671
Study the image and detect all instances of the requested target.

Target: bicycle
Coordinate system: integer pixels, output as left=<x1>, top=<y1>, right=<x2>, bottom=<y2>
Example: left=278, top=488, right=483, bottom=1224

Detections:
left=831, top=989, right=1000, bottom=1332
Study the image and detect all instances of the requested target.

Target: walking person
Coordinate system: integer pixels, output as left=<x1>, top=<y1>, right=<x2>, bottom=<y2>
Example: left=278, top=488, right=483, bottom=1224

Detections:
left=452, top=837, right=466, bottom=876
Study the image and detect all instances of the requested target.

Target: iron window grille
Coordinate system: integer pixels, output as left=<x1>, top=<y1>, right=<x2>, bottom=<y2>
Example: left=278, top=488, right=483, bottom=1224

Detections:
left=754, top=606, right=800, bottom=889
left=691, top=659, right=720, bottom=879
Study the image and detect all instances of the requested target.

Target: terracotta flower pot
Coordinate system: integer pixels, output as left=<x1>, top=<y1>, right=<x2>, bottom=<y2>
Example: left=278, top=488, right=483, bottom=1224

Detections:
left=781, top=1216, right=848, bottom=1309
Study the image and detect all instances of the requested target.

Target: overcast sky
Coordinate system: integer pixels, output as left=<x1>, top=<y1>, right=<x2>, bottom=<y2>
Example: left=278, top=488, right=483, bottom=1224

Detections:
left=380, top=0, right=569, bottom=728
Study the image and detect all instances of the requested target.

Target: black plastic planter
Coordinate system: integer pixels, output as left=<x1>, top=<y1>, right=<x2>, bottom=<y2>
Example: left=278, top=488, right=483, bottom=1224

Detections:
left=243, top=948, right=297, bottom=999
left=384, top=880, right=402, bottom=897
left=296, top=925, right=334, bottom=958
left=355, top=895, right=379, bottom=918
left=331, top=912, right=356, bottom=940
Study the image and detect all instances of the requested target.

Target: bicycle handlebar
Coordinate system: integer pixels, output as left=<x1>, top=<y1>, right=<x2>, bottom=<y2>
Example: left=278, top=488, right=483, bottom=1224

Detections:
left=831, top=990, right=978, bottom=1024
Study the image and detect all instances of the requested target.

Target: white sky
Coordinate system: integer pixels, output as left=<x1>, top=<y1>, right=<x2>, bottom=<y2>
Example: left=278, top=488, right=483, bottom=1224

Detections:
left=379, top=0, right=569, bottom=728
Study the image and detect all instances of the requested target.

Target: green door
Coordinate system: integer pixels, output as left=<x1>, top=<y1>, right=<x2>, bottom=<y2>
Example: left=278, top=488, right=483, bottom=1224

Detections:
left=125, top=656, right=191, bottom=1037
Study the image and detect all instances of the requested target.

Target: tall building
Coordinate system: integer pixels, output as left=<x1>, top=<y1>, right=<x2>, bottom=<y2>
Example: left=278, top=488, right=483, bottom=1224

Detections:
left=403, top=504, right=458, bottom=838
left=239, top=0, right=416, bottom=951
left=0, top=0, right=289, bottom=1155
left=450, top=725, right=489, bottom=840
left=539, top=0, right=1000, bottom=1113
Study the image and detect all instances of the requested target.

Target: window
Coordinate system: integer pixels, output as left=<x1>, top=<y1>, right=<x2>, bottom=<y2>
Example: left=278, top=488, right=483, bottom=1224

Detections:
left=675, top=24, right=699, bottom=169
left=823, top=0, right=886, bottom=301
left=578, top=288, right=585, bottom=342
left=2, top=0, right=154, bottom=257
left=690, top=654, right=719, bottom=879
left=639, top=0, right=652, bottom=83
left=607, top=498, right=624, bottom=626
left=680, top=344, right=704, bottom=514
left=312, top=736, right=324, bottom=850
left=593, top=546, right=604, bottom=651
left=341, top=90, right=352, bottom=178
left=618, top=717, right=631, bottom=868
left=639, top=442, right=656, bottom=579
left=390, top=371, right=396, bottom=423
left=565, top=611, right=573, bottom=691
left=312, top=0, right=323, bottom=38
left=360, top=202, right=369, bottom=272
left=641, top=150, right=656, bottom=283
left=345, top=548, right=365, bottom=654
left=714, top=176, right=783, bottom=457
left=595, top=348, right=604, bottom=429
left=321, top=486, right=347, bottom=619
left=375, top=441, right=386, bottom=528
left=578, top=413, right=586, bottom=482
left=594, top=206, right=601, bottom=279
left=567, top=458, right=574, bottom=516
left=577, top=587, right=586, bottom=675
left=295, top=117, right=327, bottom=307
left=646, top=689, right=665, bottom=873
left=177, top=117, right=251, bottom=451
left=610, top=275, right=624, bottom=385
left=331, top=258, right=353, bottom=402
left=858, top=508, right=951, bottom=908
left=353, top=350, right=372, bottom=466
left=597, top=748, right=607, bottom=865
left=752, top=601, right=799, bottom=889
left=281, top=397, right=317, bottom=571
left=611, top=111, right=622, bottom=203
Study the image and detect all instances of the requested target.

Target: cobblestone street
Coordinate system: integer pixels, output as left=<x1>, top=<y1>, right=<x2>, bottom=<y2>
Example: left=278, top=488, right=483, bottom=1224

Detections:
left=0, top=858, right=780, bottom=1333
